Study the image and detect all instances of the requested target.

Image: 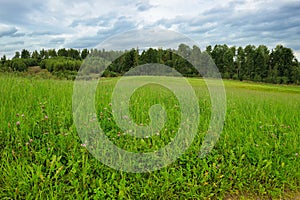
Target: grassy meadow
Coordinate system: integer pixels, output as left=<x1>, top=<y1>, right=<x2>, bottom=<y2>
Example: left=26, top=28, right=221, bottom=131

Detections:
left=0, top=73, right=299, bottom=199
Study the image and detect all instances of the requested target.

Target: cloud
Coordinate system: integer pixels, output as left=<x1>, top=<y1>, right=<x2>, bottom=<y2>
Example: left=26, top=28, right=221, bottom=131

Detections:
left=28, top=31, right=60, bottom=37
left=49, top=38, right=65, bottom=45
left=150, top=0, right=300, bottom=53
left=11, top=32, right=26, bottom=37
left=97, top=28, right=194, bottom=50
left=0, top=0, right=44, bottom=25
left=0, top=24, right=18, bottom=37
left=0, top=41, right=24, bottom=46
left=66, top=16, right=138, bottom=49
left=0, top=0, right=300, bottom=59
left=70, top=15, right=113, bottom=28
left=136, top=0, right=155, bottom=11
left=65, top=36, right=101, bottom=49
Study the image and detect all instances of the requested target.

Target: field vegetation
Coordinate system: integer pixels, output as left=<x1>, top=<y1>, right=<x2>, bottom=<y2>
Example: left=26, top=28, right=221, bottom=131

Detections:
left=0, top=73, right=299, bottom=199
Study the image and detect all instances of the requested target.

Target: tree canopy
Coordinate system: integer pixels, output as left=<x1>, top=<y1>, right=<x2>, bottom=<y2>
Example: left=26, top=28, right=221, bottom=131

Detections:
left=0, top=45, right=299, bottom=84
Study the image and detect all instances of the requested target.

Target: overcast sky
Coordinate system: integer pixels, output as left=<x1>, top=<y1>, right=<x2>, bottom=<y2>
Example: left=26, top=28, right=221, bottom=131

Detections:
left=0, top=0, right=300, bottom=58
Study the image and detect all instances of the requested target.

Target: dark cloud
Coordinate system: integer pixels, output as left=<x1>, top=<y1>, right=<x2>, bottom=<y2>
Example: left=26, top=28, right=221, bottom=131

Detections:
left=4, top=41, right=25, bottom=46
left=98, top=28, right=193, bottom=51
left=28, top=31, right=60, bottom=37
left=152, top=0, right=300, bottom=54
left=11, top=32, right=26, bottom=37
left=49, top=38, right=65, bottom=45
left=70, top=15, right=113, bottom=28
left=136, top=0, right=154, bottom=12
left=67, top=16, right=137, bottom=49
left=0, top=25, right=18, bottom=37
left=0, top=0, right=44, bottom=25
left=66, top=36, right=102, bottom=49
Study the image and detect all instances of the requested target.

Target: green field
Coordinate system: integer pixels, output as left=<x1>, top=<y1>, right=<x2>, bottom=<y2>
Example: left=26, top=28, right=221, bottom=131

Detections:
left=0, top=73, right=299, bottom=199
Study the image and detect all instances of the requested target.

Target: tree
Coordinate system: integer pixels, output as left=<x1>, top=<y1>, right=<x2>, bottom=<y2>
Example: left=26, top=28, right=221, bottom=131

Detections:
left=254, top=45, right=269, bottom=80
left=223, top=48, right=235, bottom=78
left=81, top=49, right=89, bottom=59
left=31, top=50, right=40, bottom=60
left=177, top=43, right=191, bottom=59
left=123, top=48, right=139, bottom=72
left=68, top=48, right=80, bottom=59
left=244, top=45, right=256, bottom=80
left=190, top=45, right=201, bottom=67
left=205, top=45, right=212, bottom=55
left=140, top=48, right=157, bottom=64
left=57, top=48, right=68, bottom=57
left=290, top=60, right=300, bottom=84
left=21, top=49, right=30, bottom=59
left=13, top=51, right=20, bottom=59
left=12, top=59, right=27, bottom=71
left=211, top=44, right=228, bottom=74
left=48, top=49, right=57, bottom=58
left=236, top=47, right=245, bottom=80
left=1, top=55, right=6, bottom=64
left=40, top=49, right=49, bottom=59
left=268, top=45, right=295, bottom=83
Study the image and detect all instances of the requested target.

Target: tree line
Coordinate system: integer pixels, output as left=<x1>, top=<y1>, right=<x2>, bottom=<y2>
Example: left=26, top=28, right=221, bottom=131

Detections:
left=0, top=44, right=299, bottom=84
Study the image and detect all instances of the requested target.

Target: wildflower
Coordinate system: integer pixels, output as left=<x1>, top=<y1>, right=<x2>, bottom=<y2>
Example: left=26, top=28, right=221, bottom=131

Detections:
left=123, top=115, right=129, bottom=119
left=107, top=118, right=111, bottom=121
left=108, top=103, right=112, bottom=106
left=296, top=153, right=299, bottom=157
left=16, top=113, right=20, bottom=117
left=29, top=139, right=33, bottom=143
left=25, top=142, right=29, bottom=146
left=81, top=143, right=86, bottom=147
left=16, top=121, right=20, bottom=126
left=21, top=114, right=25, bottom=117
left=44, top=115, right=48, bottom=119
left=48, top=148, right=51, bottom=151
left=145, top=135, right=149, bottom=139
left=103, top=107, right=107, bottom=110
left=156, top=132, right=160, bottom=136
left=117, top=132, right=121, bottom=137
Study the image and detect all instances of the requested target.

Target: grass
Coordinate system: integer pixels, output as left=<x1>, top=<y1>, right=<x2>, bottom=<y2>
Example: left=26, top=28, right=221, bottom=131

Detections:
left=0, top=73, right=299, bottom=199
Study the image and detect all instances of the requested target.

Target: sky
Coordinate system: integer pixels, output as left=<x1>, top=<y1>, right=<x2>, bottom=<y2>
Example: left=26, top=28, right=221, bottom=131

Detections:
left=0, top=0, right=300, bottom=59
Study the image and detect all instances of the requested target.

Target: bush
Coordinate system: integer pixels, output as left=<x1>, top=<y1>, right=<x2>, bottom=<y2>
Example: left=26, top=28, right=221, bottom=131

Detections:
left=12, top=59, right=27, bottom=71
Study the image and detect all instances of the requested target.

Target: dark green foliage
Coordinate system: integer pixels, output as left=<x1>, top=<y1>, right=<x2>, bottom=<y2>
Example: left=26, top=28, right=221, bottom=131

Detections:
left=21, top=49, right=30, bottom=59
left=1, top=44, right=299, bottom=84
left=209, top=44, right=299, bottom=84
left=81, top=49, right=89, bottom=60
left=12, top=59, right=27, bottom=71
left=13, top=51, right=20, bottom=59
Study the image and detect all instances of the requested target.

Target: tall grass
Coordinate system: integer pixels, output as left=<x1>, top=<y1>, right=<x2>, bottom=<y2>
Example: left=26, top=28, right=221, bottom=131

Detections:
left=0, top=73, right=299, bottom=199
